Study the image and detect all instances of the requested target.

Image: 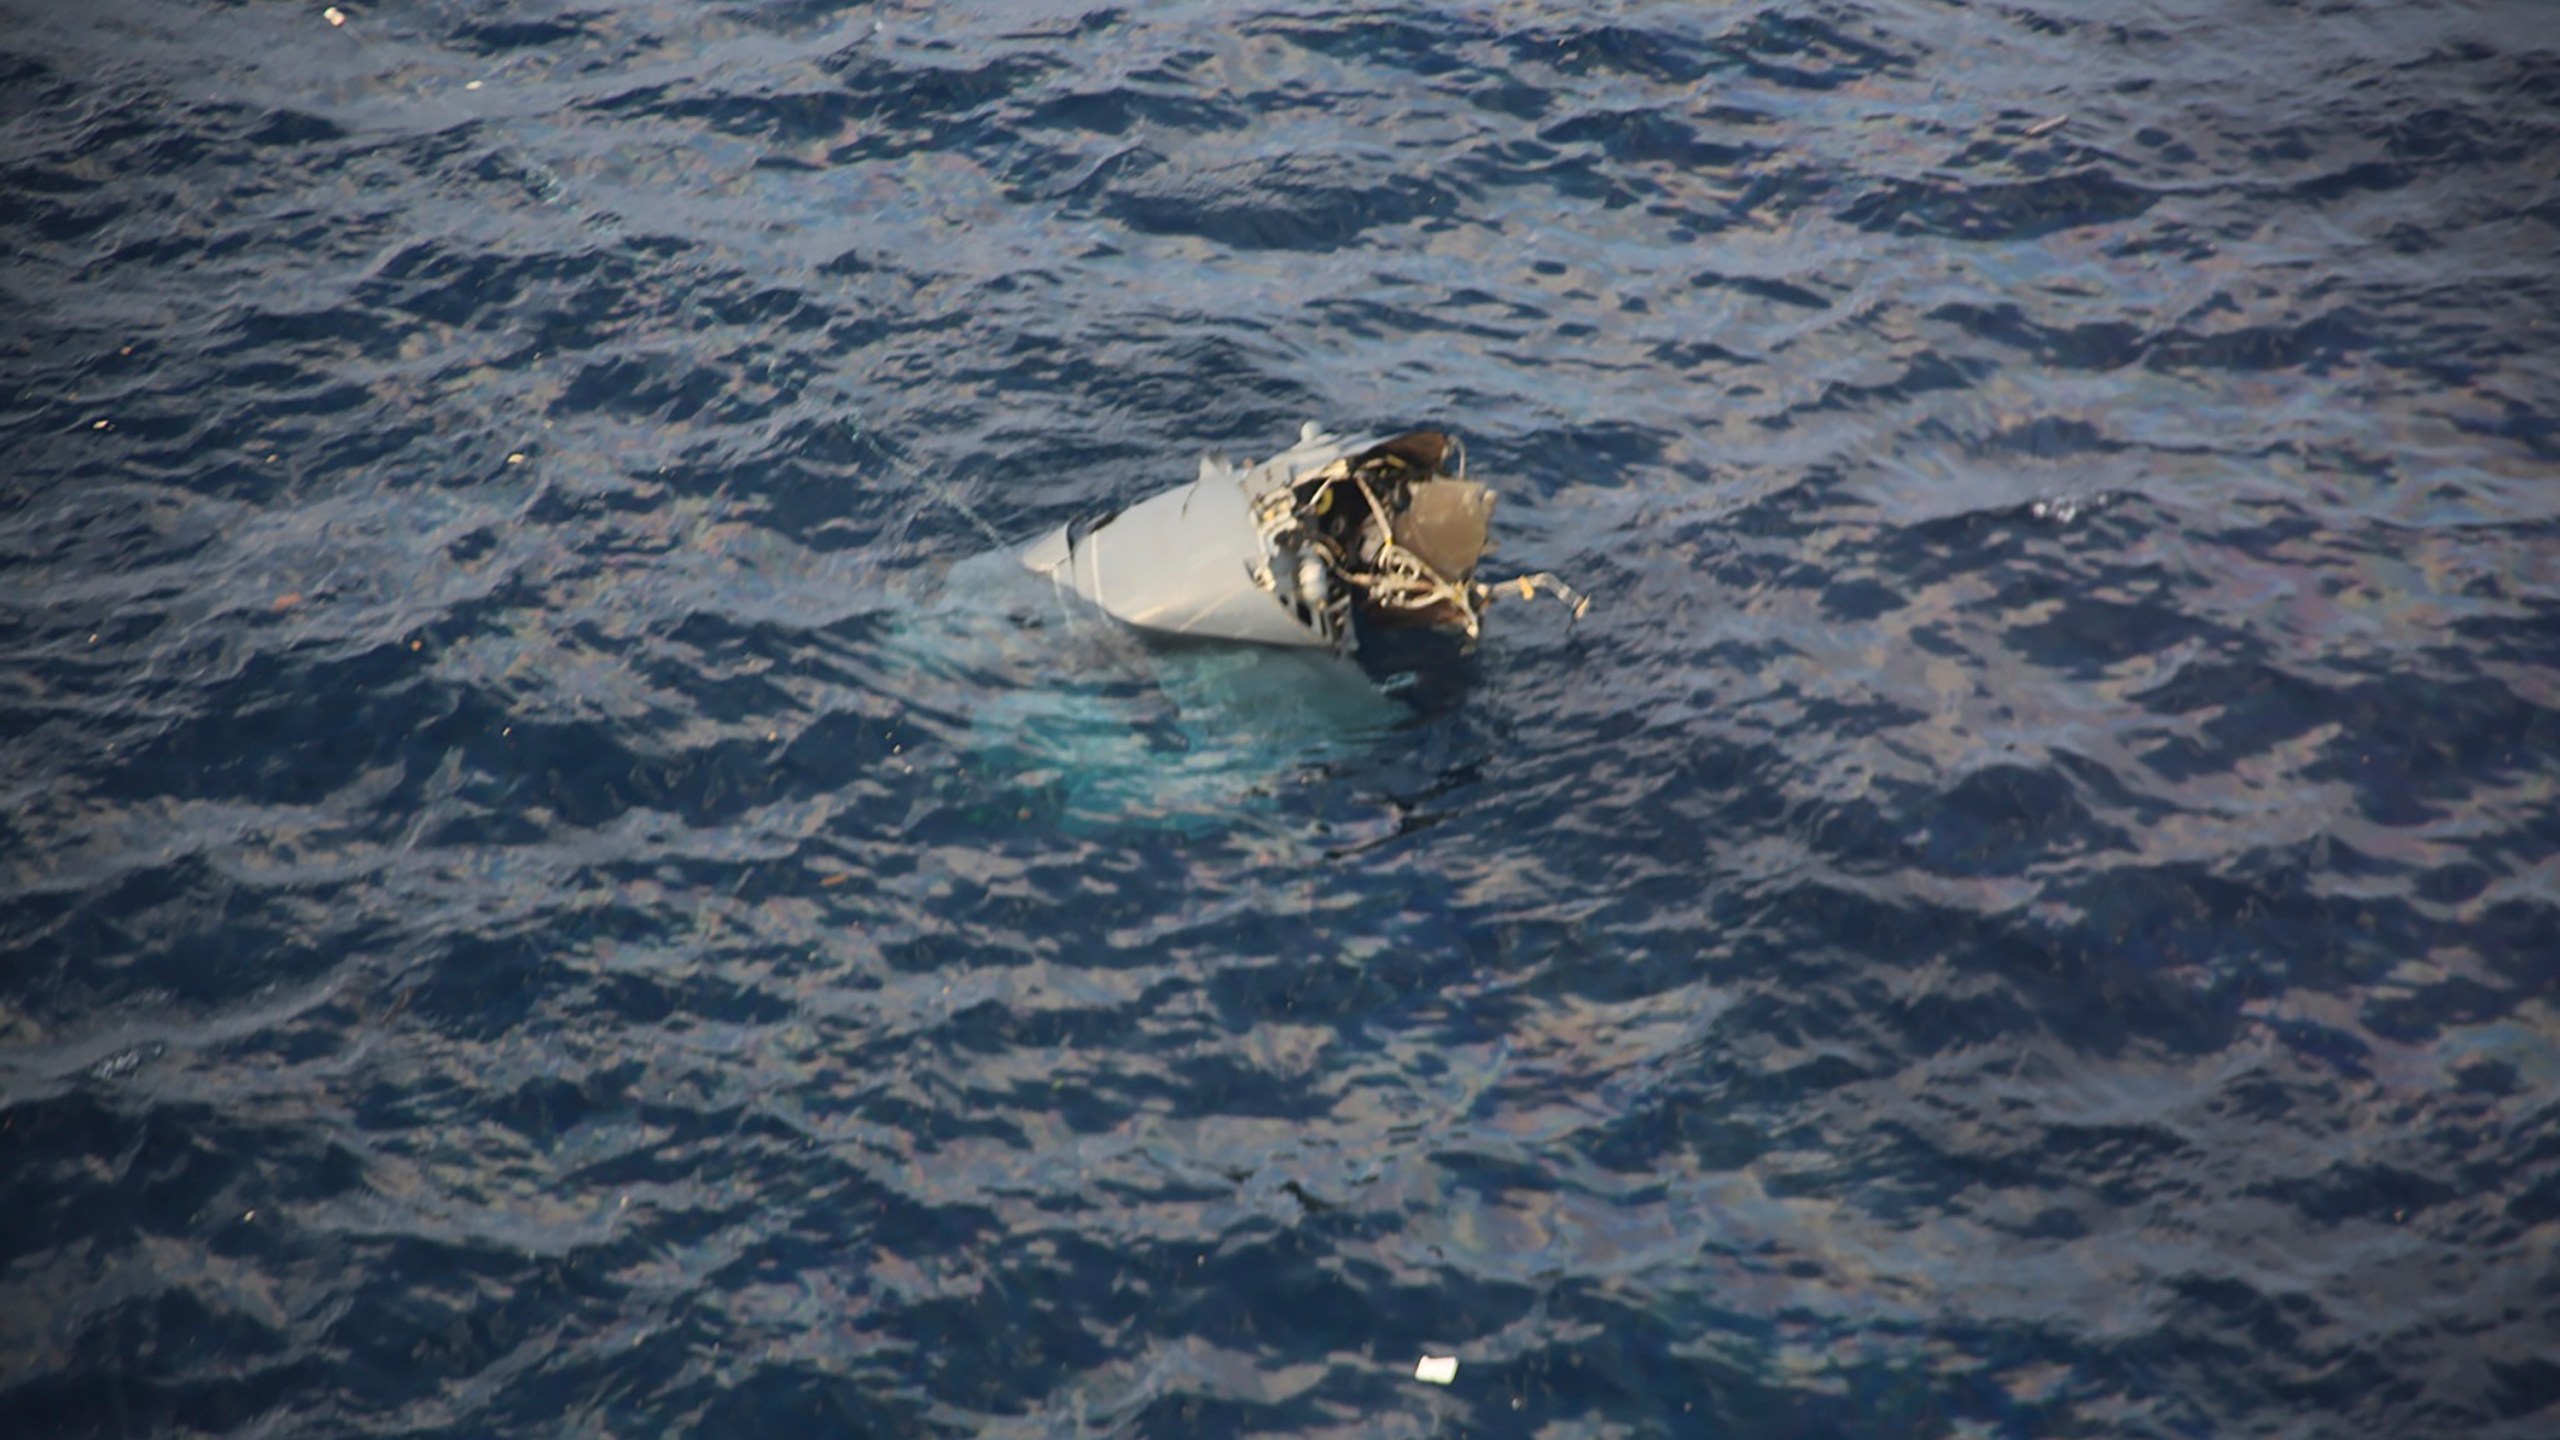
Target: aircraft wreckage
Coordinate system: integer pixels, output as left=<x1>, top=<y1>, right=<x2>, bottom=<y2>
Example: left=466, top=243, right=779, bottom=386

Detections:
left=1018, top=423, right=1587, bottom=653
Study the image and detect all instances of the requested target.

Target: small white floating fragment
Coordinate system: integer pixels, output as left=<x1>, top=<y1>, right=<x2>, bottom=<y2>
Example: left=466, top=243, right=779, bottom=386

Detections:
left=465, top=80, right=483, bottom=90
left=505, top=452, right=526, bottom=465
left=2024, top=113, right=2069, bottom=138
left=324, top=6, right=345, bottom=26
left=1414, top=1355, right=1459, bottom=1385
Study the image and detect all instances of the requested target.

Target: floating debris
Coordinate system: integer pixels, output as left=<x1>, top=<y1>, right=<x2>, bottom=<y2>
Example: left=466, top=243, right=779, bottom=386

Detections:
left=1414, top=1354, right=1460, bottom=1385
left=1020, top=423, right=1587, bottom=654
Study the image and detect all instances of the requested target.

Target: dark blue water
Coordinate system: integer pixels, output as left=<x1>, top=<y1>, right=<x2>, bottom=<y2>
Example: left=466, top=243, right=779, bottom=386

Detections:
left=6, top=3, right=2557, bottom=1437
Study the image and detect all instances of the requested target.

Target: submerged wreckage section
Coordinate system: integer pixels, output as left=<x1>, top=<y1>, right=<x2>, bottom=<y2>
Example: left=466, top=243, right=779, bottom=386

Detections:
left=1020, top=424, right=1586, bottom=653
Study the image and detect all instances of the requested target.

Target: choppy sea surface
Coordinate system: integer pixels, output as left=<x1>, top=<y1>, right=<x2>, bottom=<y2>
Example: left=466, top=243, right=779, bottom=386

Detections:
left=5, top=2, right=2558, bottom=1437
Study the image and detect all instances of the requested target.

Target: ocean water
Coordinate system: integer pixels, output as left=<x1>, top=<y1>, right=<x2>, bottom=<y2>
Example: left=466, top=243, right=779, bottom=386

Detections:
left=4, top=2, right=2557, bottom=1438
